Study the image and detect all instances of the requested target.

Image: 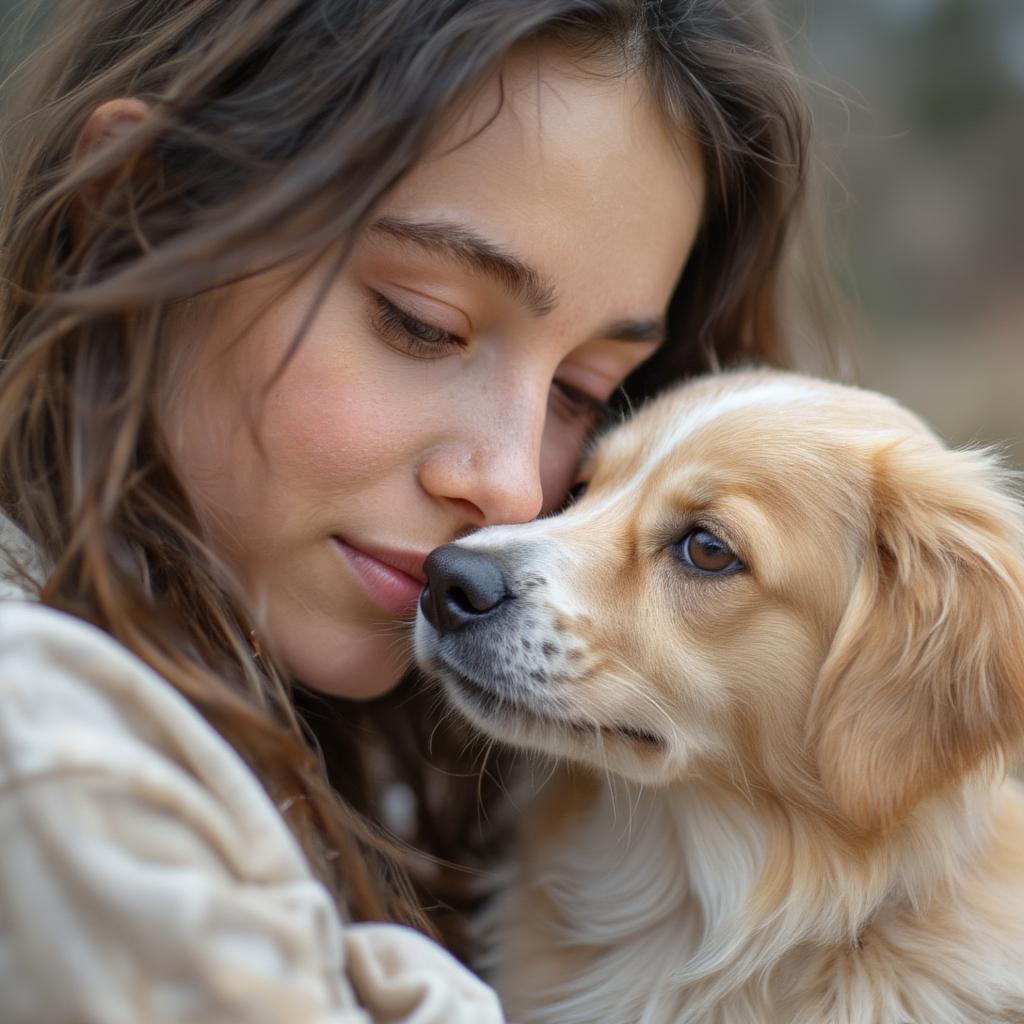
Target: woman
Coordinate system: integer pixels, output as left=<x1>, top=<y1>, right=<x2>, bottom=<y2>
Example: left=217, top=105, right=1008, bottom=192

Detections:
left=0, top=0, right=828, bottom=1020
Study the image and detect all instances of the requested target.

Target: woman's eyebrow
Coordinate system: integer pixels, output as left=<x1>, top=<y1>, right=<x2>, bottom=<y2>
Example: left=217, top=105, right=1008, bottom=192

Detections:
left=371, top=215, right=558, bottom=316
left=369, top=215, right=667, bottom=345
left=590, top=318, right=666, bottom=345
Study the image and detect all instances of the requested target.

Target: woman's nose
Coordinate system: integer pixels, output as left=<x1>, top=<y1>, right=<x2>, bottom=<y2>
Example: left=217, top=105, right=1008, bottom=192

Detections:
left=416, top=401, right=545, bottom=526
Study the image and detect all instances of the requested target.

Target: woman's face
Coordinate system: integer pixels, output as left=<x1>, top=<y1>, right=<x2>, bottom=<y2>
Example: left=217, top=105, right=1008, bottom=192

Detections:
left=163, top=47, right=705, bottom=697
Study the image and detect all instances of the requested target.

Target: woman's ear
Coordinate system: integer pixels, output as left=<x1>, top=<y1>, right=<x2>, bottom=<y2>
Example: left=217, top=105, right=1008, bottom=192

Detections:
left=72, top=98, right=151, bottom=220
left=810, top=438, right=1024, bottom=833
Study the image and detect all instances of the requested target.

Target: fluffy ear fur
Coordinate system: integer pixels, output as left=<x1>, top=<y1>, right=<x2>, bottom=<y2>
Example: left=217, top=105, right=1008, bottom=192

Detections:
left=812, top=439, right=1024, bottom=832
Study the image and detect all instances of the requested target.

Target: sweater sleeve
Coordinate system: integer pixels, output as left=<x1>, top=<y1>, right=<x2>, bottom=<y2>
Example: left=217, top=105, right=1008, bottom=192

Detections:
left=0, top=601, right=503, bottom=1024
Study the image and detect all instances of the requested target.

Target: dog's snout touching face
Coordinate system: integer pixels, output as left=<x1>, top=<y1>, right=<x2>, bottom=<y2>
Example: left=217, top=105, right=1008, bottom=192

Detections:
left=420, top=544, right=510, bottom=635
left=416, top=369, right=1024, bottom=812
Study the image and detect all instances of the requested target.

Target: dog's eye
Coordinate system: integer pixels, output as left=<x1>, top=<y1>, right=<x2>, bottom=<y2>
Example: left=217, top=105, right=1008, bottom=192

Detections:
left=674, top=529, right=743, bottom=575
left=567, top=481, right=588, bottom=504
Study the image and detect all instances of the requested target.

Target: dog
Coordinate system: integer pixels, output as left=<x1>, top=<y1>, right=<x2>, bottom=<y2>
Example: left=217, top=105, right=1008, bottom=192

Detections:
left=414, top=369, right=1024, bottom=1024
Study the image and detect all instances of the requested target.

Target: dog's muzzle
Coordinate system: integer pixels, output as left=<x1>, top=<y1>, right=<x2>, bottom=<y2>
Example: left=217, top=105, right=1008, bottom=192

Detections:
left=419, top=543, right=512, bottom=635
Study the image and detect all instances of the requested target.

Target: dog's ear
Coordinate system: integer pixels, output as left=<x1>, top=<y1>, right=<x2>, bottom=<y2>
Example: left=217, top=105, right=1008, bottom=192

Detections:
left=811, top=439, right=1024, bottom=832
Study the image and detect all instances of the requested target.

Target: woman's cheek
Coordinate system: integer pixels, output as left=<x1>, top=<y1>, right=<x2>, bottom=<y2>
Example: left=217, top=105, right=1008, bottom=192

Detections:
left=257, top=322, right=425, bottom=490
left=538, top=412, right=590, bottom=513
left=262, top=378, right=400, bottom=491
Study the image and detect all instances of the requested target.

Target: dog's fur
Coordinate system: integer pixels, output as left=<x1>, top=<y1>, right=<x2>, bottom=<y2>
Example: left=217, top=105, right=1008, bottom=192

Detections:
left=415, top=370, right=1024, bottom=1024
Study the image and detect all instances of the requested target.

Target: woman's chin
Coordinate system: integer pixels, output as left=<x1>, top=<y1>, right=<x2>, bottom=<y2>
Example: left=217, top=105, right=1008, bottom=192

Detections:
left=274, top=618, right=412, bottom=700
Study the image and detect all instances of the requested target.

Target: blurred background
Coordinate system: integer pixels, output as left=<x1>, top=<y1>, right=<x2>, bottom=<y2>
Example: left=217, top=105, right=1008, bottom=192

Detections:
left=778, top=0, right=1023, bottom=469
left=1, top=0, right=1021, bottom=466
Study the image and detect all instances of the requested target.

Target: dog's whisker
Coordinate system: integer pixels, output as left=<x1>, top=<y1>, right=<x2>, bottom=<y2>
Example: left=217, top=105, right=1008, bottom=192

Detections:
left=597, top=661, right=677, bottom=750
left=366, top=620, right=416, bottom=639
left=530, top=753, right=559, bottom=798
left=364, top=621, right=418, bottom=666
left=475, top=737, right=498, bottom=822
left=625, top=773, right=645, bottom=849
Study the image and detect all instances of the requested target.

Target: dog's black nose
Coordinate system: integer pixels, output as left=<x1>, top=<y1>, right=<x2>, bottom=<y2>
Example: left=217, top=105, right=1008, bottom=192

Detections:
left=420, top=544, right=510, bottom=635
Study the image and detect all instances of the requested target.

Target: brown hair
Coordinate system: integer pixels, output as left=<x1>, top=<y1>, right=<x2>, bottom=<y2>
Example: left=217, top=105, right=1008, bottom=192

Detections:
left=0, top=0, right=831, bottom=950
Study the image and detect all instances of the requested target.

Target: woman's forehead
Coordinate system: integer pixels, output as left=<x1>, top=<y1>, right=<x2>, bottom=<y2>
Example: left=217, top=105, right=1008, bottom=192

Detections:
left=379, top=44, right=705, bottom=328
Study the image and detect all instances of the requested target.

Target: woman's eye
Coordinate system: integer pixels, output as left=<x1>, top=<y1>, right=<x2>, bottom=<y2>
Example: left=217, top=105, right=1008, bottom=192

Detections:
left=369, top=292, right=466, bottom=357
left=673, top=529, right=744, bottom=575
left=567, top=480, right=588, bottom=503
left=551, top=380, right=609, bottom=425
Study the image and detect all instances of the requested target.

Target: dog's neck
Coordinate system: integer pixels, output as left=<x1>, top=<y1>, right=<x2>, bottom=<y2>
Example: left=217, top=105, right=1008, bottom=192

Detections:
left=525, top=768, right=999, bottom=1021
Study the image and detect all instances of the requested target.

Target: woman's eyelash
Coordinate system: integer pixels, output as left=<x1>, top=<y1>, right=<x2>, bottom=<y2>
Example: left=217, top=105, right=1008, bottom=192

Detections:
left=369, top=291, right=610, bottom=422
left=553, top=381, right=611, bottom=424
left=369, top=292, right=467, bottom=356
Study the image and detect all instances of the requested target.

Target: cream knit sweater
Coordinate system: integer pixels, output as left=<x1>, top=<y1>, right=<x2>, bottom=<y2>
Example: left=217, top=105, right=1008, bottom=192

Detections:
left=0, top=515, right=503, bottom=1023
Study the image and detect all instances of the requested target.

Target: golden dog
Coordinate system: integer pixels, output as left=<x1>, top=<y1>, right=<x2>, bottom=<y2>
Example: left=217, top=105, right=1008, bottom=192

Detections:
left=415, top=370, right=1024, bottom=1024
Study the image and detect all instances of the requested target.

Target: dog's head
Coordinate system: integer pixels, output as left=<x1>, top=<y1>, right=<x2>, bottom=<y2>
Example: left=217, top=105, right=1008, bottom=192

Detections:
left=415, top=370, right=1024, bottom=832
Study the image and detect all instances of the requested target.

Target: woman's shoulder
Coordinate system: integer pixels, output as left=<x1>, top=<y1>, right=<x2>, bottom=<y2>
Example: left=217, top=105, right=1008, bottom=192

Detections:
left=0, top=596, right=318, bottom=883
left=0, top=595, right=219, bottom=755
left=0, top=580, right=504, bottom=1022
left=0, top=598, right=359, bottom=1021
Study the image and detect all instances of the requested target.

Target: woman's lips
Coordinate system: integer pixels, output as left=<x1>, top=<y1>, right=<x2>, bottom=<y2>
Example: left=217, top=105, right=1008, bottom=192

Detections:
left=333, top=538, right=427, bottom=619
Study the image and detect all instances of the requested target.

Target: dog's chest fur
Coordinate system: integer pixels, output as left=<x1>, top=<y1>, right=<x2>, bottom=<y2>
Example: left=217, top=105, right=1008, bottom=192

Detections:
left=487, top=769, right=1024, bottom=1024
